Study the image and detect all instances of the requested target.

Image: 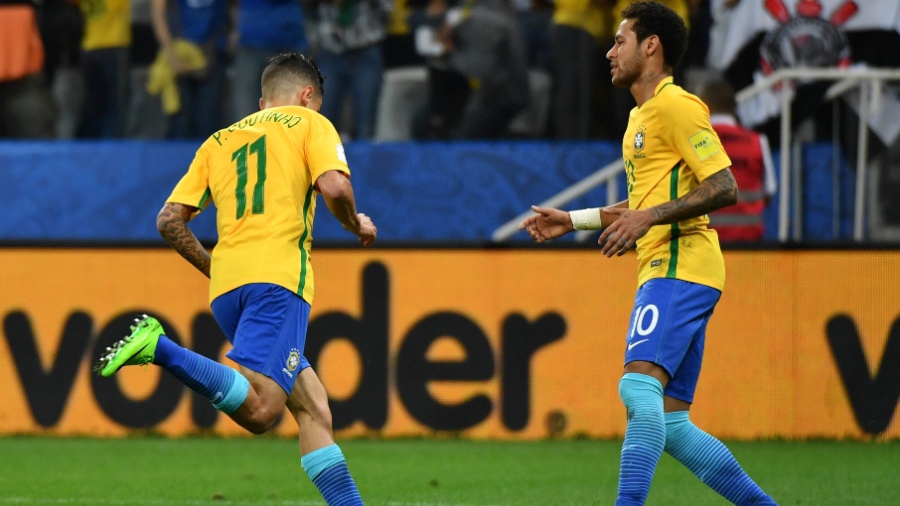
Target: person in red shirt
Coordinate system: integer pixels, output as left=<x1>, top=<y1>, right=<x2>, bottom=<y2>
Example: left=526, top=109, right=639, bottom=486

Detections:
left=700, top=78, right=777, bottom=242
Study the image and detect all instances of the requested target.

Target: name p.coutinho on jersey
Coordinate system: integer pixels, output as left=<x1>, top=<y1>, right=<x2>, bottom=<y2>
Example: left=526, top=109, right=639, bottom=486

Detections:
left=212, top=112, right=304, bottom=146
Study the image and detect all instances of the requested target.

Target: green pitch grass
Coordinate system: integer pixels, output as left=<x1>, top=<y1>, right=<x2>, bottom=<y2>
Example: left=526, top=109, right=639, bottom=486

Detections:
left=0, top=437, right=897, bottom=505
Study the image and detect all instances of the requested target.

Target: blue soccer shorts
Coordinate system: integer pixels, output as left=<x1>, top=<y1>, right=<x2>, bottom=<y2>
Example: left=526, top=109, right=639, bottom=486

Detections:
left=210, top=283, right=312, bottom=395
left=623, top=278, right=721, bottom=403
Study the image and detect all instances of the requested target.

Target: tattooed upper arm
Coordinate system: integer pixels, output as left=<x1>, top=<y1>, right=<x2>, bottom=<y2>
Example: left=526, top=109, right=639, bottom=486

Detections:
left=649, top=167, right=738, bottom=225
left=156, top=202, right=196, bottom=231
left=705, top=168, right=739, bottom=208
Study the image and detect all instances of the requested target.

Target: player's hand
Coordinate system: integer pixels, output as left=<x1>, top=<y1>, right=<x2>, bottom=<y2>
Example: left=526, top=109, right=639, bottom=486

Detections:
left=356, top=213, right=377, bottom=247
left=597, top=207, right=653, bottom=257
left=519, top=205, right=573, bottom=243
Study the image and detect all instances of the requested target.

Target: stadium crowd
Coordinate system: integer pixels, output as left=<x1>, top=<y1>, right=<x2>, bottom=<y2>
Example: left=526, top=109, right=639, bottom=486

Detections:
left=2, top=0, right=725, bottom=142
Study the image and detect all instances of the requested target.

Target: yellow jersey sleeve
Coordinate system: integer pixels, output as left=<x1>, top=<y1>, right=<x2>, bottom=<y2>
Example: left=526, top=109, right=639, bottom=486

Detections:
left=307, top=115, right=350, bottom=184
left=167, top=144, right=213, bottom=211
left=658, top=92, right=732, bottom=182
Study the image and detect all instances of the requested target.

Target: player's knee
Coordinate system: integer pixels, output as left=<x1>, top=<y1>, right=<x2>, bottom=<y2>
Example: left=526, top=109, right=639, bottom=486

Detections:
left=244, top=404, right=283, bottom=434
left=663, top=411, right=691, bottom=453
left=618, top=372, right=664, bottom=409
left=306, top=396, right=333, bottom=430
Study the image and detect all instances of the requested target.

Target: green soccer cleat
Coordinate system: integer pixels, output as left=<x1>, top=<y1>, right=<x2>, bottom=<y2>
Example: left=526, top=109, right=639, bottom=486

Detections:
left=94, top=314, right=164, bottom=377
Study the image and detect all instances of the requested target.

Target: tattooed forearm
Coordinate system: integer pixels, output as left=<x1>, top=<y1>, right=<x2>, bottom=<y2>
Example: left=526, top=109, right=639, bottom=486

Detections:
left=649, top=168, right=738, bottom=225
left=156, top=203, right=211, bottom=278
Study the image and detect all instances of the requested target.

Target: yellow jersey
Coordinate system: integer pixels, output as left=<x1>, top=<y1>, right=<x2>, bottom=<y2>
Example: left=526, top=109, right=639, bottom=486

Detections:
left=622, top=77, right=731, bottom=291
left=166, top=106, right=350, bottom=304
left=80, top=0, right=131, bottom=50
left=553, top=0, right=611, bottom=40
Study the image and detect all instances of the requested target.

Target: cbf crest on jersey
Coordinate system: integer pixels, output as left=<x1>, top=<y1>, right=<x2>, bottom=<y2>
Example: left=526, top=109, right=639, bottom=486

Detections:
left=287, top=349, right=301, bottom=372
left=634, top=125, right=647, bottom=152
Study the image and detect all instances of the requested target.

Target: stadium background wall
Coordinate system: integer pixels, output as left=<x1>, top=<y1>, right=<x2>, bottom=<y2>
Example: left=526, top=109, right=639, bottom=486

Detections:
left=0, top=140, right=857, bottom=243
left=1, top=248, right=897, bottom=440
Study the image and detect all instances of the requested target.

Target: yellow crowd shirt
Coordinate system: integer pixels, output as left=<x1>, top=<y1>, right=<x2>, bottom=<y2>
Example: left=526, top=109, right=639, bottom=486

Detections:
left=552, top=0, right=610, bottom=40
left=80, top=0, right=131, bottom=50
left=166, top=106, right=350, bottom=304
left=622, top=77, right=731, bottom=291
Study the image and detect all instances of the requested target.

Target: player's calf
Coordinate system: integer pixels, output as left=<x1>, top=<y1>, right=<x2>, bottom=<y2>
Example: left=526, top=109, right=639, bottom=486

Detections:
left=616, top=372, right=667, bottom=506
left=665, top=411, right=778, bottom=505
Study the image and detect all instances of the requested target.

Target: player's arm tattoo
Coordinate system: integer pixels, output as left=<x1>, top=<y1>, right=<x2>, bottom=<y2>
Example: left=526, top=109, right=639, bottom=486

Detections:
left=650, top=168, right=738, bottom=225
left=156, top=202, right=211, bottom=278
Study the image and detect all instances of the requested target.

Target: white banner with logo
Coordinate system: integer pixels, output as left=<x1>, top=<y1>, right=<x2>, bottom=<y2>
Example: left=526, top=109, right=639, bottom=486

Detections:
left=711, top=0, right=900, bottom=71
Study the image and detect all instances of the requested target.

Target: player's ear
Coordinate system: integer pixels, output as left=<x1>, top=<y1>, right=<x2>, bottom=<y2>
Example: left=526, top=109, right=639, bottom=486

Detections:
left=299, top=85, right=316, bottom=107
left=258, top=97, right=266, bottom=111
left=645, top=35, right=660, bottom=57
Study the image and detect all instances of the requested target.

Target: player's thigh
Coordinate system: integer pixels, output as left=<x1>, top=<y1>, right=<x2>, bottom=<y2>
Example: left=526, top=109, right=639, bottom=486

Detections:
left=665, top=308, right=716, bottom=405
left=237, top=363, right=289, bottom=410
left=216, top=283, right=312, bottom=396
left=210, top=288, right=242, bottom=343
left=286, top=364, right=330, bottom=421
left=623, top=278, right=720, bottom=380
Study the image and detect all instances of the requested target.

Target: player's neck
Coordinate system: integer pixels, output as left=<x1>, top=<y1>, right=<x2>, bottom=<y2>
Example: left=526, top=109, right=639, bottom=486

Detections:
left=263, top=99, right=299, bottom=109
left=630, top=70, right=668, bottom=108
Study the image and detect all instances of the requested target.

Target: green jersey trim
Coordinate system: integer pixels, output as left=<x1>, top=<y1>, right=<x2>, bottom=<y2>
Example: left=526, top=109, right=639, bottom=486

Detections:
left=666, top=162, right=681, bottom=279
left=656, top=82, right=674, bottom=96
left=296, top=185, right=315, bottom=296
left=197, top=188, right=211, bottom=210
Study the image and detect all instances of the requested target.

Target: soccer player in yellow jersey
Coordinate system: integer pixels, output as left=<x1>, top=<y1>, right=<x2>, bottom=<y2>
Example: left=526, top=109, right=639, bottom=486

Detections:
left=520, top=2, right=777, bottom=505
left=95, top=53, right=373, bottom=505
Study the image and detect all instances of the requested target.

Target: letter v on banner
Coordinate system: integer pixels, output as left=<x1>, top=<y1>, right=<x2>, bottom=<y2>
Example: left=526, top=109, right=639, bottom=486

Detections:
left=3, top=311, right=93, bottom=427
left=826, top=314, right=900, bottom=435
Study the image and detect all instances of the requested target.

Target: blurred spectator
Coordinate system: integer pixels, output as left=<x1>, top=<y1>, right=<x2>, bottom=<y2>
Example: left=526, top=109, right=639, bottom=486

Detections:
left=549, top=0, right=610, bottom=139
left=515, top=0, right=552, bottom=72
left=127, top=0, right=167, bottom=138
left=78, top=0, right=132, bottom=138
left=700, top=78, right=776, bottom=242
left=37, top=0, right=84, bottom=84
left=36, top=0, right=84, bottom=138
left=409, top=0, right=529, bottom=140
left=305, top=0, right=393, bottom=140
left=407, top=0, right=468, bottom=139
left=231, top=0, right=309, bottom=122
left=682, top=0, right=710, bottom=70
left=0, top=0, right=57, bottom=138
left=150, top=0, right=229, bottom=138
left=382, top=0, right=424, bottom=68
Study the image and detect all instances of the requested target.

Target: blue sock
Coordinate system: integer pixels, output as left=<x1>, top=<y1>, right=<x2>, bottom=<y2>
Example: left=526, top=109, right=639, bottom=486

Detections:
left=616, top=373, right=666, bottom=506
left=301, top=444, right=363, bottom=506
left=154, top=335, right=249, bottom=414
left=665, top=411, right=778, bottom=505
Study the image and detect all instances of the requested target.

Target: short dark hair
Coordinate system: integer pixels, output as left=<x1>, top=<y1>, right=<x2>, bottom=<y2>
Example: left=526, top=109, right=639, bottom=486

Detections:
left=621, top=0, right=688, bottom=71
left=260, top=52, right=325, bottom=100
left=698, top=79, right=737, bottom=115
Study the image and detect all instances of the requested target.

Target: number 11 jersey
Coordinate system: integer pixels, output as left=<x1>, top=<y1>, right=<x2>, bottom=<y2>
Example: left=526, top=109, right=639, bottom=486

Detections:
left=166, top=105, right=350, bottom=304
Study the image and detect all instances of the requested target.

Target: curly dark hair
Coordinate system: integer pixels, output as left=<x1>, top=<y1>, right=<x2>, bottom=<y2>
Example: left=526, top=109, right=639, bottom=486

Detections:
left=261, top=52, right=326, bottom=99
left=621, top=0, right=688, bottom=71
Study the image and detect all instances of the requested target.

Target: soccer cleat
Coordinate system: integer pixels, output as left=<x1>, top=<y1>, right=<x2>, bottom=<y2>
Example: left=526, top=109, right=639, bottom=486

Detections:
left=94, top=314, right=164, bottom=377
